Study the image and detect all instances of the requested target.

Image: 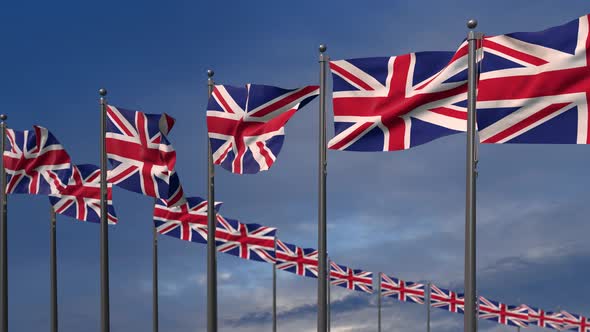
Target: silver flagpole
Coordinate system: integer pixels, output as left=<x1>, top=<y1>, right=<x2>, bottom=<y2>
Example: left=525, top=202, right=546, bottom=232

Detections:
left=272, top=236, right=277, bottom=332
left=464, top=19, right=480, bottom=332
left=0, top=114, right=7, bottom=332
left=317, top=43, right=329, bottom=332
left=377, top=273, right=381, bottom=332
left=50, top=207, right=58, bottom=332
left=426, top=282, right=431, bottom=332
left=99, top=88, right=110, bottom=332
left=206, top=70, right=218, bottom=332
left=153, top=199, right=159, bottom=332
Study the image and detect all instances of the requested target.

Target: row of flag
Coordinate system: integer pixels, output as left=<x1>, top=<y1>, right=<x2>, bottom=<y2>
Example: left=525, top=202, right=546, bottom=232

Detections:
left=3, top=12, right=589, bottom=332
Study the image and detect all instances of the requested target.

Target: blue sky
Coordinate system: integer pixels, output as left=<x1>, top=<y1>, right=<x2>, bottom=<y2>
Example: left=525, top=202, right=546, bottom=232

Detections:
left=2, top=0, right=590, bottom=331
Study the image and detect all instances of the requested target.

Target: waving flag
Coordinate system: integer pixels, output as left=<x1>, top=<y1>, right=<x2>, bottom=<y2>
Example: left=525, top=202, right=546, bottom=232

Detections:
left=329, top=262, right=373, bottom=294
left=429, top=284, right=464, bottom=313
left=3, top=126, right=71, bottom=195
left=478, top=297, right=529, bottom=327
left=49, top=164, right=117, bottom=224
left=562, top=311, right=590, bottom=332
left=207, top=84, right=319, bottom=174
left=328, top=41, right=479, bottom=151
left=153, top=196, right=222, bottom=243
left=523, top=306, right=563, bottom=330
left=477, top=14, right=590, bottom=144
left=106, top=105, right=184, bottom=205
left=215, top=216, right=276, bottom=263
left=380, top=273, right=425, bottom=304
left=275, top=240, right=318, bottom=278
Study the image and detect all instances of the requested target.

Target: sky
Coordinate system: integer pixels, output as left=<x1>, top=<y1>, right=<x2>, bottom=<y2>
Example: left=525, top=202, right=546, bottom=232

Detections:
left=1, top=0, right=590, bottom=331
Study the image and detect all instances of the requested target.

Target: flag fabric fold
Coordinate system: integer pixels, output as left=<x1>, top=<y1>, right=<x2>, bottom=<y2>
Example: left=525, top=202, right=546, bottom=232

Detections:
left=477, top=14, right=590, bottom=144
left=328, top=41, right=479, bottom=152
left=275, top=240, right=318, bottom=278
left=561, top=311, right=590, bottom=332
left=3, top=126, right=72, bottom=195
left=106, top=105, right=184, bottom=205
left=329, top=262, right=373, bottom=294
left=380, top=273, right=425, bottom=304
left=49, top=164, right=117, bottom=224
left=207, top=84, right=319, bottom=174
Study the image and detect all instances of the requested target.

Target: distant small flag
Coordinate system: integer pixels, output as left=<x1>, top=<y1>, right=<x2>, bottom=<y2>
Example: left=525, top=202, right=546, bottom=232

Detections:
left=3, top=126, right=71, bottom=195
left=523, top=305, right=563, bottom=330
left=49, top=164, right=117, bottom=224
left=207, top=84, right=319, bottom=174
left=153, top=196, right=222, bottom=243
left=478, top=296, right=529, bottom=327
left=275, top=240, right=318, bottom=278
left=329, top=262, right=373, bottom=294
left=380, top=273, right=425, bottom=304
left=216, top=215, right=277, bottom=263
left=561, top=310, right=590, bottom=332
left=429, top=284, right=464, bottom=314
left=106, top=105, right=184, bottom=205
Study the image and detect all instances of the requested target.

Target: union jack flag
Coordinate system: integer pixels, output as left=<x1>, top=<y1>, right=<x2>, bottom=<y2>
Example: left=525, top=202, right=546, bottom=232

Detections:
left=562, top=311, right=590, bottom=332
left=153, top=196, right=222, bottom=243
left=478, top=296, right=529, bottom=327
left=49, top=164, right=117, bottom=224
left=522, top=305, right=563, bottom=330
left=327, top=41, right=480, bottom=151
left=477, top=15, right=590, bottom=144
left=215, top=215, right=276, bottom=263
left=3, top=126, right=71, bottom=195
left=429, top=284, right=464, bottom=313
left=380, top=273, right=425, bottom=304
left=106, top=105, right=184, bottom=206
left=275, top=240, right=318, bottom=278
left=329, top=262, right=373, bottom=294
left=207, top=84, right=319, bottom=174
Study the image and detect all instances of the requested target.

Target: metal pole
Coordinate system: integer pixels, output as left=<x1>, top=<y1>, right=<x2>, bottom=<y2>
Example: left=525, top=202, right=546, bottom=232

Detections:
left=317, top=43, right=328, bottom=332
left=0, top=114, right=7, bottom=332
left=377, top=273, right=381, bottom=332
left=50, top=207, right=58, bottom=332
left=327, top=257, right=331, bottom=332
left=463, top=19, right=479, bottom=332
left=426, top=282, right=431, bottom=332
left=272, top=237, right=277, bottom=332
left=206, top=69, right=218, bottom=332
left=153, top=198, right=159, bottom=332
left=99, top=88, right=110, bottom=332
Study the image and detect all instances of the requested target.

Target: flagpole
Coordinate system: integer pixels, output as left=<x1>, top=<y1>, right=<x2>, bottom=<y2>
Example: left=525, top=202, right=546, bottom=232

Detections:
left=464, top=19, right=479, bottom=332
left=377, top=273, right=381, bottom=332
left=426, top=282, right=431, bottom=332
left=153, top=199, right=159, bottom=332
left=99, top=88, right=110, bottom=332
left=0, top=114, right=7, bottom=332
left=272, top=233, right=277, bottom=332
left=317, top=43, right=329, bottom=332
left=50, top=207, right=58, bottom=332
left=206, top=69, right=218, bottom=332
left=327, top=257, right=331, bottom=332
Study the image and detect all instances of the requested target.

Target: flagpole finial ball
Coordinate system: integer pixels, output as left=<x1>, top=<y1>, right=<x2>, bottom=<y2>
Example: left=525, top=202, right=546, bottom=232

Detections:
left=319, top=44, right=327, bottom=53
left=207, top=69, right=214, bottom=78
left=467, top=19, right=478, bottom=29
left=98, top=88, right=107, bottom=96
left=0, top=115, right=6, bottom=121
